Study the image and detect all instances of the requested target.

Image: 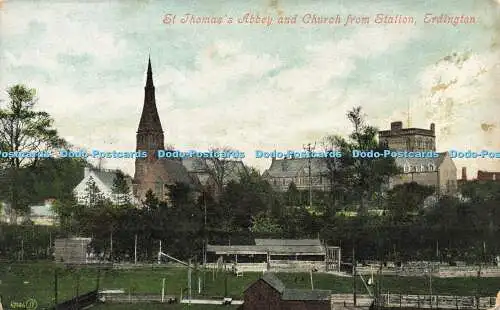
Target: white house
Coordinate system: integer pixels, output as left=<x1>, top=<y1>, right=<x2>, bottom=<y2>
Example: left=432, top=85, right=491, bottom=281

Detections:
left=73, top=167, right=138, bottom=206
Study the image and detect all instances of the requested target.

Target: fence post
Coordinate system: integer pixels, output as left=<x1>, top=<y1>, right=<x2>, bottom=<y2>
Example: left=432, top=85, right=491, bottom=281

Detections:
left=456, top=295, right=458, bottom=310
left=399, top=294, right=402, bottom=308
left=417, top=294, right=420, bottom=308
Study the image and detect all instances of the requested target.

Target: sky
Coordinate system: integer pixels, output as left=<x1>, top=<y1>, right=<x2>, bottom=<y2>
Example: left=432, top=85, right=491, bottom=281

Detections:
left=1, top=0, right=499, bottom=178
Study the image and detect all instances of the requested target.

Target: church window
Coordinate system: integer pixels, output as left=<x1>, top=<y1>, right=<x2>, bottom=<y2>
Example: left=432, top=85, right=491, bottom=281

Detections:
left=273, top=179, right=277, bottom=186
left=428, top=163, right=435, bottom=171
left=420, top=164, right=425, bottom=172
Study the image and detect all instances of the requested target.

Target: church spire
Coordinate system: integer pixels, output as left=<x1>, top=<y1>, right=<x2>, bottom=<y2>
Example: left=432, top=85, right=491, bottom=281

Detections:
left=146, top=55, right=153, bottom=88
left=137, top=56, right=164, bottom=144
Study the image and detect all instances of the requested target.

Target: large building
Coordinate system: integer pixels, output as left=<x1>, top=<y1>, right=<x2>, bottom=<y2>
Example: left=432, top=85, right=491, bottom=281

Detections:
left=379, top=121, right=457, bottom=195
left=262, top=157, right=331, bottom=192
left=133, top=58, right=198, bottom=201
left=379, top=121, right=436, bottom=152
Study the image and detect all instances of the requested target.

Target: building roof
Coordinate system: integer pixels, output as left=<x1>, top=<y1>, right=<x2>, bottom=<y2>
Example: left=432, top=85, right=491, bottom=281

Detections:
left=30, top=205, right=55, bottom=217
left=394, top=152, right=447, bottom=170
left=245, top=273, right=331, bottom=302
left=87, top=168, right=133, bottom=190
left=263, top=158, right=329, bottom=178
left=254, top=239, right=322, bottom=246
left=158, top=159, right=197, bottom=186
left=282, top=289, right=332, bottom=301
left=260, top=273, right=286, bottom=294
left=207, top=239, right=325, bottom=255
left=182, top=158, right=247, bottom=185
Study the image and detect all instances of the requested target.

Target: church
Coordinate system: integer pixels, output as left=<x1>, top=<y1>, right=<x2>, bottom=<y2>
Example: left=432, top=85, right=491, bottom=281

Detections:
left=132, top=57, right=200, bottom=201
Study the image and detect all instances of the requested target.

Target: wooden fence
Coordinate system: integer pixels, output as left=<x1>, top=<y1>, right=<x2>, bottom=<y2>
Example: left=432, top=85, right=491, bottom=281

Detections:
left=51, top=290, right=98, bottom=310
left=377, top=294, right=498, bottom=309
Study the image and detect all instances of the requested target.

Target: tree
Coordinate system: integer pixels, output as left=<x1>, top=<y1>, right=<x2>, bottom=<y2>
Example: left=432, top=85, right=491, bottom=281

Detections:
left=112, top=170, right=131, bottom=206
left=251, top=211, right=283, bottom=234
left=83, top=176, right=106, bottom=208
left=387, top=182, right=435, bottom=221
left=327, top=107, right=399, bottom=212
left=192, top=147, right=247, bottom=199
left=0, top=85, right=65, bottom=217
left=285, top=182, right=301, bottom=206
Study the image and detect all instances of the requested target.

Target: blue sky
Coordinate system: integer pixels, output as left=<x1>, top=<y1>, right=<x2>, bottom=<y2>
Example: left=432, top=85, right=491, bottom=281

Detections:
left=1, top=0, right=499, bottom=177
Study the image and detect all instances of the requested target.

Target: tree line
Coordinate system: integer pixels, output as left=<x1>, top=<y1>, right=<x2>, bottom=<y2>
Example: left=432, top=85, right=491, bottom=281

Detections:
left=0, top=84, right=499, bottom=264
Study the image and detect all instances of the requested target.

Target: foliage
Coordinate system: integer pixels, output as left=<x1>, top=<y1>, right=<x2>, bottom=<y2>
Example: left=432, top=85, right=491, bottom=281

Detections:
left=250, top=211, right=283, bottom=234
left=0, top=85, right=66, bottom=215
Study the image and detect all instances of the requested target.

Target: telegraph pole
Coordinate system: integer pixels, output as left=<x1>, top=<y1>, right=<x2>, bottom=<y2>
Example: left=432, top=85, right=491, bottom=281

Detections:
left=303, top=142, right=316, bottom=208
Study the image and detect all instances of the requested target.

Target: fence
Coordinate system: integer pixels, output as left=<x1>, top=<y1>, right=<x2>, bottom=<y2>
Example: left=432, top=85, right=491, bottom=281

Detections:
left=51, top=290, right=98, bottom=310
left=378, top=294, right=498, bottom=309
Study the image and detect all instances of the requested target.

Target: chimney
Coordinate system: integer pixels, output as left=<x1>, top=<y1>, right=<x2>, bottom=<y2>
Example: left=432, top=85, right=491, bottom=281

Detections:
left=84, top=167, right=90, bottom=178
left=391, top=121, right=403, bottom=131
left=462, top=167, right=467, bottom=180
left=430, top=123, right=435, bottom=132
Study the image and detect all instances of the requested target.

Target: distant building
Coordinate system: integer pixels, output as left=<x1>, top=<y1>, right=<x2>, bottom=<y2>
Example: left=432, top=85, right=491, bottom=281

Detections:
left=182, top=158, right=248, bottom=197
left=73, top=167, right=138, bottom=205
left=243, top=273, right=332, bottom=310
left=477, top=170, right=500, bottom=181
left=262, top=157, right=331, bottom=192
left=54, top=237, right=91, bottom=264
left=29, top=199, right=57, bottom=226
left=390, top=153, right=457, bottom=195
left=379, top=121, right=436, bottom=152
left=207, top=239, right=341, bottom=272
left=379, top=121, right=457, bottom=195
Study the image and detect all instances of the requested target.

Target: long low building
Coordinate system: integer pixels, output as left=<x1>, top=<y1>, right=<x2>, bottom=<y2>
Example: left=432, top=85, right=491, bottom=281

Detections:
left=207, top=239, right=341, bottom=272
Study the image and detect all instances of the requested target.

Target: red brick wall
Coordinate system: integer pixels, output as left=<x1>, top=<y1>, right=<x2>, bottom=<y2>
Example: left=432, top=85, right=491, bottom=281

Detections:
left=281, top=300, right=331, bottom=310
left=477, top=170, right=500, bottom=181
left=243, top=280, right=282, bottom=310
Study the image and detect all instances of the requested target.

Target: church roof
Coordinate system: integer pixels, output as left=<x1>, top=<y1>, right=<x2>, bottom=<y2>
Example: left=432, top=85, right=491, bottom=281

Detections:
left=182, top=158, right=248, bottom=185
left=156, top=159, right=197, bottom=186
left=263, top=158, right=329, bottom=178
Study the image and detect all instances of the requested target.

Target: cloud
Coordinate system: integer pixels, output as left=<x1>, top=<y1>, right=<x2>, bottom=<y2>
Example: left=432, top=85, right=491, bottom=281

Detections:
left=413, top=50, right=500, bottom=175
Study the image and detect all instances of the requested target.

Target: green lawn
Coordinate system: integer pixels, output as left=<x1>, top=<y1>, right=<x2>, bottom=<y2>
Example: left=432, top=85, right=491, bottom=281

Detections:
left=1, top=262, right=499, bottom=309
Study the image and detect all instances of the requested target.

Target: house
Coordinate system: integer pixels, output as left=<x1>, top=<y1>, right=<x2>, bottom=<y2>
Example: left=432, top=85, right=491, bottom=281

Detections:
left=73, top=167, right=138, bottom=206
left=390, top=152, right=457, bottom=195
left=243, top=273, right=332, bottom=310
left=262, top=157, right=331, bottom=192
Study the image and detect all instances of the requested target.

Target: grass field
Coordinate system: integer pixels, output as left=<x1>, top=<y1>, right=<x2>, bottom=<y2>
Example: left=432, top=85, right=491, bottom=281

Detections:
left=1, top=261, right=499, bottom=309
left=92, top=303, right=240, bottom=309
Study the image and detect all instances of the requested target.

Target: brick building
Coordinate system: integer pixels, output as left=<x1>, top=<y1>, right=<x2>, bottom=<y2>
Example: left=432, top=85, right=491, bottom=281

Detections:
left=133, top=58, right=199, bottom=201
left=243, top=273, right=332, bottom=310
left=477, top=170, right=500, bottom=181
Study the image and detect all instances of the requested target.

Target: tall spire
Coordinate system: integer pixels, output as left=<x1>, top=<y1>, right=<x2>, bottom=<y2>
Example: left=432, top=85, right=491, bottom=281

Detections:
left=137, top=56, right=163, bottom=137
left=146, top=54, right=153, bottom=88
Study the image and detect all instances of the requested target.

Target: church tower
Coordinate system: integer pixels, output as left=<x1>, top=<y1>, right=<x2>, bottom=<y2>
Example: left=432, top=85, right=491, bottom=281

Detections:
left=133, top=57, right=196, bottom=201
left=133, top=57, right=165, bottom=197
